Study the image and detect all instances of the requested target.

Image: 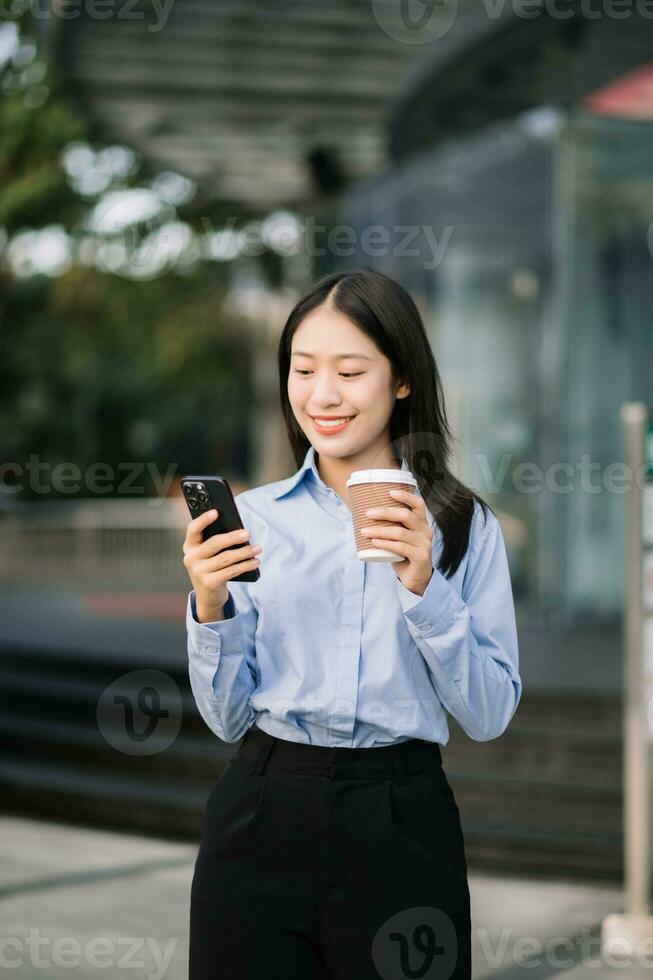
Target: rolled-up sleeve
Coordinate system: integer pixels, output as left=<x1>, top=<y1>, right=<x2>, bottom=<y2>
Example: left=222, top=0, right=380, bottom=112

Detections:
left=395, top=508, right=522, bottom=741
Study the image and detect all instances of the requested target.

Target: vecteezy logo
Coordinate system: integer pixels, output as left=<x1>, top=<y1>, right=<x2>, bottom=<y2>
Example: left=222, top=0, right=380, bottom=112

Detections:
left=372, top=906, right=457, bottom=979
left=401, top=0, right=443, bottom=31
left=372, top=0, right=458, bottom=45
left=392, top=924, right=444, bottom=977
left=97, top=669, right=182, bottom=756
left=377, top=433, right=457, bottom=513
left=114, top=686, right=168, bottom=742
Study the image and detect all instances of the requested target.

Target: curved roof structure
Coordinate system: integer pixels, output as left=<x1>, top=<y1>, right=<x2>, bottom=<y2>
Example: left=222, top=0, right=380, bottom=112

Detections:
left=41, top=0, right=457, bottom=213
left=389, top=0, right=653, bottom=160
left=39, top=1, right=653, bottom=214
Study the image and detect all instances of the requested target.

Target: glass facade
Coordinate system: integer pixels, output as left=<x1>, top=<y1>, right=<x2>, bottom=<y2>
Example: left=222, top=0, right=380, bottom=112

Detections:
left=553, top=111, right=653, bottom=621
left=332, top=106, right=653, bottom=624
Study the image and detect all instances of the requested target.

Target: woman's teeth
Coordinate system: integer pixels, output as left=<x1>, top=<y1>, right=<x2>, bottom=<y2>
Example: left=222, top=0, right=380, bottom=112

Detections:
left=314, top=416, right=354, bottom=427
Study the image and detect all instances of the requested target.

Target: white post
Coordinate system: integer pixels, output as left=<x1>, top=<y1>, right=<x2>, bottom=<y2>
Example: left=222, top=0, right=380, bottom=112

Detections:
left=601, top=402, right=653, bottom=958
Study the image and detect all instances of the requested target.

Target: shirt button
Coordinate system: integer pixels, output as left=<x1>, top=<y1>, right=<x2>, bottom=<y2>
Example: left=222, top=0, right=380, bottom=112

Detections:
left=204, top=645, right=218, bottom=656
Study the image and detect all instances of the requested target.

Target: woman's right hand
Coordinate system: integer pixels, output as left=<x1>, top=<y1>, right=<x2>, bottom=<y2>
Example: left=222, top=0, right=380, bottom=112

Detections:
left=182, top=509, right=262, bottom=623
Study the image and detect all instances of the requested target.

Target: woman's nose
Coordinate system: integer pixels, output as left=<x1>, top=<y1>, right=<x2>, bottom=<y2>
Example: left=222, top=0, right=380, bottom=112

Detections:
left=310, top=377, right=344, bottom=406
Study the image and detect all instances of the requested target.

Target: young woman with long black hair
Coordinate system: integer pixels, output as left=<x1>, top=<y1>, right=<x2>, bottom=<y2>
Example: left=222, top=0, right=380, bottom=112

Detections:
left=183, top=267, right=522, bottom=979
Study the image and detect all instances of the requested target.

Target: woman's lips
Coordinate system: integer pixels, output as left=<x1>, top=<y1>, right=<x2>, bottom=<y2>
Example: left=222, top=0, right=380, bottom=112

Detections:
left=310, top=415, right=356, bottom=435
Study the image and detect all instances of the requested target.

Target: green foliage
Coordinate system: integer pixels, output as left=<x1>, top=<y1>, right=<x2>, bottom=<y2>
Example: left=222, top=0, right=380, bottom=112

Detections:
left=0, top=265, right=255, bottom=498
left=0, top=13, right=259, bottom=498
left=0, top=19, right=87, bottom=231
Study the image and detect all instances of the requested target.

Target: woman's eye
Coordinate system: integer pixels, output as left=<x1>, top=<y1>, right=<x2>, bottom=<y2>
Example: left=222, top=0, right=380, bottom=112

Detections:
left=293, top=370, right=363, bottom=378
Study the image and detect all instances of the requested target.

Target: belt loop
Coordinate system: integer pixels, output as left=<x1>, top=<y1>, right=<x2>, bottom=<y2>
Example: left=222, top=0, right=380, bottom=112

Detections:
left=254, top=736, right=276, bottom=776
left=390, top=742, right=408, bottom=785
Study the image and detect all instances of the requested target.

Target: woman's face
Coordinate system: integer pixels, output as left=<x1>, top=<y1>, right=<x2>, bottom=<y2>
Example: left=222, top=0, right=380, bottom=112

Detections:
left=287, top=302, right=410, bottom=459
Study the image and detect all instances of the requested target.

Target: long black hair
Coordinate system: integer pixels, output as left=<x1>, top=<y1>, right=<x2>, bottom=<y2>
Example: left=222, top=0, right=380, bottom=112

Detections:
left=277, top=267, right=492, bottom=578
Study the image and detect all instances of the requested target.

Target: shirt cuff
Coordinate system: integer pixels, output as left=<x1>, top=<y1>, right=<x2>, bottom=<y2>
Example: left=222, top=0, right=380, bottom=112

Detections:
left=187, top=590, right=246, bottom=659
left=395, top=566, right=466, bottom=636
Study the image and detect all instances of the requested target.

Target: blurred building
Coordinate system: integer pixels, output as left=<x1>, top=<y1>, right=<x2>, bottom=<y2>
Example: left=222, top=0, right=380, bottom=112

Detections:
left=13, top=0, right=652, bottom=879
left=325, top=4, right=653, bottom=700
left=47, top=0, right=653, bottom=641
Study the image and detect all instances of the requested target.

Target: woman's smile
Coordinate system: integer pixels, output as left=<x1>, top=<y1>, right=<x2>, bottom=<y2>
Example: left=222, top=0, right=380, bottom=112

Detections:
left=309, top=414, right=356, bottom=435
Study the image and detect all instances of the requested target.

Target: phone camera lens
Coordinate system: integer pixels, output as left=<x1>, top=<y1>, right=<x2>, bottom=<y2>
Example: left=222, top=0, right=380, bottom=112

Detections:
left=187, top=496, right=198, bottom=509
left=183, top=484, right=193, bottom=495
left=198, top=491, right=209, bottom=505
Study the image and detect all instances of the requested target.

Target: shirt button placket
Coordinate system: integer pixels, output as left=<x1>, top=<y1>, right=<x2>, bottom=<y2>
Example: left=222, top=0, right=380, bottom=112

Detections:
left=329, top=531, right=363, bottom=747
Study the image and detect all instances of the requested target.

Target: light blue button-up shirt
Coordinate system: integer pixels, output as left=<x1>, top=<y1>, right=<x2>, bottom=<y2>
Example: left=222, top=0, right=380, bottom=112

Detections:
left=186, top=445, right=522, bottom=747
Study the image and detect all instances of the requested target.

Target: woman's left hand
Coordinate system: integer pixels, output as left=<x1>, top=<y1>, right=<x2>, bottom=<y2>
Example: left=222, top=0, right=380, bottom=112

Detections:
left=359, top=488, right=434, bottom=596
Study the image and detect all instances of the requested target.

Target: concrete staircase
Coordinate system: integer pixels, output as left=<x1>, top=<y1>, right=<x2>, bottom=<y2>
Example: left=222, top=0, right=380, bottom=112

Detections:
left=445, top=692, right=623, bottom=882
left=0, top=644, right=623, bottom=881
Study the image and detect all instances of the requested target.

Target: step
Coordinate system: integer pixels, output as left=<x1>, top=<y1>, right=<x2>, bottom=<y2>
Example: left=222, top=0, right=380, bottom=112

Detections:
left=0, top=711, right=233, bottom=782
left=449, top=775, right=622, bottom=838
left=0, top=665, right=211, bottom=738
left=0, top=758, right=211, bottom=839
left=0, top=641, right=628, bottom=881
left=0, top=756, right=624, bottom=880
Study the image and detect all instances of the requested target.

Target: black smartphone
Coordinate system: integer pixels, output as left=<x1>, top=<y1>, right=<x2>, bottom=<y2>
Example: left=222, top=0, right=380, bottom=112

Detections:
left=180, top=475, right=260, bottom=583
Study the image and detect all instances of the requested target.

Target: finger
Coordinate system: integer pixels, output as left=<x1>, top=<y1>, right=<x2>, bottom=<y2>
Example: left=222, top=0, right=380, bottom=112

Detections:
left=365, top=524, right=433, bottom=556
left=195, top=527, right=252, bottom=559
left=363, top=524, right=419, bottom=544
left=185, top=508, right=219, bottom=547
left=369, top=537, right=420, bottom=560
left=202, top=543, right=261, bottom=572
left=388, top=488, right=427, bottom=515
left=364, top=505, right=419, bottom=528
left=203, top=556, right=261, bottom=582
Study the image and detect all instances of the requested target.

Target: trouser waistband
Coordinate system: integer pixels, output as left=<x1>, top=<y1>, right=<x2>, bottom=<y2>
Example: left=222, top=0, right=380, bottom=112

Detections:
left=237, top=724, right=443, bottom=782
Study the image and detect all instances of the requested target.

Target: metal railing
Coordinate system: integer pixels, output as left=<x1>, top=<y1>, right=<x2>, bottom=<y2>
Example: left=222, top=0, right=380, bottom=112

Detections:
left=0, top=499, right=191, bottom=590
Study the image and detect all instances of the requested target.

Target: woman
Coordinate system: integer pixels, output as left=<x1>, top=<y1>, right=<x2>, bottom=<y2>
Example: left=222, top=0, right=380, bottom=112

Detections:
left=183, top=267, right=522, bottom=980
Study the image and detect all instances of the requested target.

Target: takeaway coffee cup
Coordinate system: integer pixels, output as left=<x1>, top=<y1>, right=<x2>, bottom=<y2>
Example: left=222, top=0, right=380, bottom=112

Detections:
left=346, top=469, right=418, bottom=562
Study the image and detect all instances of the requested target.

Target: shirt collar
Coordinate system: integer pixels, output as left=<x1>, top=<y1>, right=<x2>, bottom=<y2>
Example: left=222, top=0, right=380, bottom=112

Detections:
left=272, top=444, right=320, bottom=499
left=272, top=446, right=435, bottom=530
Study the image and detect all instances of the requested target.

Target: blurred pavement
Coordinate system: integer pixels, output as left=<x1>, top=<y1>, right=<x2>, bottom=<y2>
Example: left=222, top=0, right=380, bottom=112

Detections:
left=1, top=815, right=652, bottom=979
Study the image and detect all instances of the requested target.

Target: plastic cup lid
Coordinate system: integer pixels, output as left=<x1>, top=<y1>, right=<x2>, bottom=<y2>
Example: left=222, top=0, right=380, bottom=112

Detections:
left=346, top=469, right=417, bottom=488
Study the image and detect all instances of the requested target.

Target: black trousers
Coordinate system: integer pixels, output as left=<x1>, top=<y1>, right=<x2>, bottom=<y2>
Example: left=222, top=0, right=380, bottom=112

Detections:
left=189, top=725, right=472, bottom=979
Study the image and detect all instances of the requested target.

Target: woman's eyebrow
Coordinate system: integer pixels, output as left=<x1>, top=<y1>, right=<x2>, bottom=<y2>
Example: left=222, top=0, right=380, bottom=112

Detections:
left=291, top=351, right=374, bottom=360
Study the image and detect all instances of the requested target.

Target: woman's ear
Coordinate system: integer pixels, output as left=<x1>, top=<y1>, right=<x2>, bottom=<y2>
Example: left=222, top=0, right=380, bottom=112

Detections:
left=395, top=380, right=411, bottom=399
